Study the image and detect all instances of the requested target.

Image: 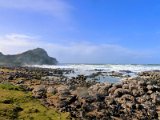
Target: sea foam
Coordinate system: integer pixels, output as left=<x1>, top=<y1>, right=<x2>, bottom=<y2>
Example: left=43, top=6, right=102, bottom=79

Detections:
left=31, top=64, right=160, bottom=76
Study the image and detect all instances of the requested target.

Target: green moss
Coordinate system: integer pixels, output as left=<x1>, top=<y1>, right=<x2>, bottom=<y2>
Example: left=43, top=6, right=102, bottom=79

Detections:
left=0, top=83, right=23, bottom=91
left=0, top=83, right=70, bottom=120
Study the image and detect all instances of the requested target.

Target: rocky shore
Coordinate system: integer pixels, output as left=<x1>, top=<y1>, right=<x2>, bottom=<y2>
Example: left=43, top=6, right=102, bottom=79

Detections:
left=0, top=67, right=160, bottom=120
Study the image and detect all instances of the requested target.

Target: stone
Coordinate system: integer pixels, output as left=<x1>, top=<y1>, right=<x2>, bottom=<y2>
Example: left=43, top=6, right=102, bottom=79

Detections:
left=32, top=85, right=46, bottom=98
left=147, top=85, right=154, bottom=90
left=56, top=85, right=70, bottom=96
left=76, top=87, right=89, bottom=98
left=47, top=86, right=57, bottom=95
left=122, top=84, right=129, bottom=89
left=16, top=80, right=24, bottom=84
left=114, top=88, right=130, bottom=97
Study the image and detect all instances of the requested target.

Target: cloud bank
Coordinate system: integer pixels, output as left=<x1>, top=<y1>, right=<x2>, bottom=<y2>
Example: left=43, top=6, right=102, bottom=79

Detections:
left=0, top=33, right=153, bottom=64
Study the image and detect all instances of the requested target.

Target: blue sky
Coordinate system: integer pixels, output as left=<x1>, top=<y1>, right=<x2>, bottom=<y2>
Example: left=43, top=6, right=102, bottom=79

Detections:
left=0, top=0, right=160, bottom=64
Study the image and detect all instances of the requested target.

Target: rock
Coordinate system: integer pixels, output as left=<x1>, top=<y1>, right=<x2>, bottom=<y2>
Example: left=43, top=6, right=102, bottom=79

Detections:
left=85, top=96, right=96, bottom=103
left=76, top=87, right=89, bottom=98
left=47, top=86, right=57, bottom=95
left=16, top=80, right=24, bottom=84
left=147, top=85, right=154, bottom=90
left=110, top=71, right=123, bottom=77
left=105, top=96, right=115, bottom=105
left=129, top=83, right=137, bottom=91
left=108, top=86, right=117, bottom=95
left=56, top=85, right=70, bottom=96
left=32, top=85, right=46, bottom=98
left=136, top=97, right=146, bottom=103
left=113, top=83, right=122, bottom=88
left=7, top=75, right=14, bottom=80
left=138, top=80, right=146, bottom=86
left=151, top=93, right=160, bottom=104
left=122, top=84, right=129, bottom=89
left=126, top=102, right=136, bottom=109
left=132, top=89, right=139, bottom=97
left=113, top=88, right=130, bottom=97
left=2, top=67, right=160, bottom=120
left=117, top=94, right=134, bottom=104
left=82, top=103, right=95, bottom=112
left=119, top=70, right=132, bottom=73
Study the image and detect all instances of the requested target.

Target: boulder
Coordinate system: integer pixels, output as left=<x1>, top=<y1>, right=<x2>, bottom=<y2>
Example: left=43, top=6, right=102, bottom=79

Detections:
left=32, top=85, right=46, bottom=98
left=47, top=86, right=57, bottom=95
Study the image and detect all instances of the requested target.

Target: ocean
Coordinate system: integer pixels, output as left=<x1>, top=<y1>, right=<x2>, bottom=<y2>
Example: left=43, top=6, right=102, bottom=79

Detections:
left=31, top=64, right=160, bottom=83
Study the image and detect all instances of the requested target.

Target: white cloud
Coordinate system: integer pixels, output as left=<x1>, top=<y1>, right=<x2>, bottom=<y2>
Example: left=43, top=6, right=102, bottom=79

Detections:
left=0, top=0, right=72, bottom=21
left=0, top=33, right=40, bottom=53
left=0, top=33, right=152, bottom=64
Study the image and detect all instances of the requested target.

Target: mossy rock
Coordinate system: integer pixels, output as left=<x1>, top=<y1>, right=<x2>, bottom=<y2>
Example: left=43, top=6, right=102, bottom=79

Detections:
left=0, top=83, right=70, bottom=120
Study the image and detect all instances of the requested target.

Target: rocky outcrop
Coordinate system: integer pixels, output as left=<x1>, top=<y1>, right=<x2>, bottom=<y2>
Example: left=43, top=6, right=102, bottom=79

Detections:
left=1, top=67, right=160, bottom=120
left=0, top=48, right=58, bottom=66
left=31, top=77, right=160, bottom=120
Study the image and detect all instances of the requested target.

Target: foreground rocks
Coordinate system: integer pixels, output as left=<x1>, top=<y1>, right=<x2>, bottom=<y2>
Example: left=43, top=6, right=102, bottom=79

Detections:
left=40, top=79, right=160, bottom=119
left=1, top=67, right=160, bottom=119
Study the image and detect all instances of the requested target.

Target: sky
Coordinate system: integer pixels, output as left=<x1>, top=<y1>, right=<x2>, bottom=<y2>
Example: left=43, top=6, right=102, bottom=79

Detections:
left=0, top=0, right=160, bottom=64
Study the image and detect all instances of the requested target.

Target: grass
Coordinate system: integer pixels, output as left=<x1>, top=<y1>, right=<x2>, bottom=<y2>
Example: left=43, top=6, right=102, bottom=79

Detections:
left=0, top=83, right=70, bottom=120
left=0, top=83, right=23, bottom=91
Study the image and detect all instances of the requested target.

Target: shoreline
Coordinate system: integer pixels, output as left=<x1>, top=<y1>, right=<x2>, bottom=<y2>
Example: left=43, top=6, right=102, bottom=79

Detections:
left=0, top=66, right=160, bottom=119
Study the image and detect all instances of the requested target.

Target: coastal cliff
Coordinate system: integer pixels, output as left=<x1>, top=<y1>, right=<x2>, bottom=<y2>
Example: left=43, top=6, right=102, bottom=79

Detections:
left=0, top=48, right=58, bottom=66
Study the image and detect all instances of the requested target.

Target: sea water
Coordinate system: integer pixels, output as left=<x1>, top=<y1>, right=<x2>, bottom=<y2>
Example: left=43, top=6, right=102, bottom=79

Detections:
left=32, top=64, right=160, bottom=83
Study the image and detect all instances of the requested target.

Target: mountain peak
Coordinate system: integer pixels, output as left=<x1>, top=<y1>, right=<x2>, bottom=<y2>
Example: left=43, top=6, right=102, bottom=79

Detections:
left=32, top=48, right=46, bottom=52
left=23, top=48, right=48, bottom=56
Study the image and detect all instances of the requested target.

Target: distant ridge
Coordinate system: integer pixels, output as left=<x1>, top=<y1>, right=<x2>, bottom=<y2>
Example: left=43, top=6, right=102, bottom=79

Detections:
left=0, top=48, right=58, bottom=66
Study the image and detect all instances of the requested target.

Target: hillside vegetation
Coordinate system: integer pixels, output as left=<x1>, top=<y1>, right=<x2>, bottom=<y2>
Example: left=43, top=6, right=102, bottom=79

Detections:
left=0, top=48, right=58, bottom=66
left=0, top=83, right=69, bottom=120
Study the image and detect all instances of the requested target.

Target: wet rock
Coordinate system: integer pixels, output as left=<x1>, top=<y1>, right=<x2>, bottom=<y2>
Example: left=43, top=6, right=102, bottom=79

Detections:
left=110, top=71, right=123, bottom=77
left=119, top=70, right=132, bottom=73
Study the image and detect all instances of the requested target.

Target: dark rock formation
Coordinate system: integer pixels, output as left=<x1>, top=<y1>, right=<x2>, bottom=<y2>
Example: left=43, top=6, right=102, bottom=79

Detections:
left=0, top=48, right=58, bottom=66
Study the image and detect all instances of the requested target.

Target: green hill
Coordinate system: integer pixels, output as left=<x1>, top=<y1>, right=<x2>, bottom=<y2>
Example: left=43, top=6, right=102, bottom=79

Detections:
left=0, top=48, right=58, bottom=66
